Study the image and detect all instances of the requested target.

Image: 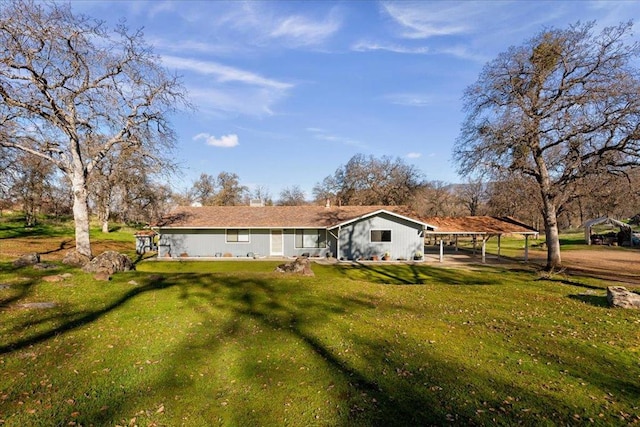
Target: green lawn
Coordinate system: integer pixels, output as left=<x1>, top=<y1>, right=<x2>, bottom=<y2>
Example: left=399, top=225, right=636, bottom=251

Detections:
left=1, top=258, right=639, bottom=426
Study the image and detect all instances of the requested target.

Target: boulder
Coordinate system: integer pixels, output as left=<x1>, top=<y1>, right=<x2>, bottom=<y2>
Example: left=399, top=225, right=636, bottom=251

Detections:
left=93, top=272, right=111, bottom=281
left=82, top=251, right=134, bottom=275
left=62, top=250, right=91, bottom=267
left=42, top=275, right=64, bottom=282
left=607, top=286, right=640, bottom=309
left=275, top=257, right=314, bottom=277
left=13, top=252, right=40, bottom=267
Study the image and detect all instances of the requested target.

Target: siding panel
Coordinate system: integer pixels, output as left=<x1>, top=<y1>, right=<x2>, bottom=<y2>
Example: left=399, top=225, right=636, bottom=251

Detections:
left=337, top=213, right=423, bottom=260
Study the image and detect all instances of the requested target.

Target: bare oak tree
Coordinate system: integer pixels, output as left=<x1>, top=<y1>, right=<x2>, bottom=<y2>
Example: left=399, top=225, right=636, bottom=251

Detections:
left=214, top=172, right=247, bottom=206
left=189, top=172, right=248, bottom=206
left=0, top=0, right=185, bottom=257
left=455, top=177, right=487, bottom=216
left=190, top=173, right=218, bottom=206
left=278, top=185, right=307, bottom=206
left=313, top=154, right=426, bottom=206
left=454, top=22, right=640, bottom=270
left=10, top=152, right=55, bottom=226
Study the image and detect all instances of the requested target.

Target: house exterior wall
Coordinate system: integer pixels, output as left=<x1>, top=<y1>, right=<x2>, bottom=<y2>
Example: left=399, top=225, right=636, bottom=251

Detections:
left=157, top=212, right=422, bottom=260
left=335, top=212, right=424, bottom=260
left=157, top=228, right=335, bottom=258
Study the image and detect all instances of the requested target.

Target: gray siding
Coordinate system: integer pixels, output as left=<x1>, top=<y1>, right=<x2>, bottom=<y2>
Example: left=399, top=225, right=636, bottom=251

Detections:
left=157, top=212, right=422, bottom=260
left=335, top=212, right=423, bottom=260
left=157, top=228, right=334, bottom=258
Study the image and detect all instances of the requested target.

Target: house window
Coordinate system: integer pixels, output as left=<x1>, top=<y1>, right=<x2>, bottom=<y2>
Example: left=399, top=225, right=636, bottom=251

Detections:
left=226, top=229, right=250, bottom=243
left=295, top=229, right=327, bottom=248
left=371, top=229, right=392, bottom=242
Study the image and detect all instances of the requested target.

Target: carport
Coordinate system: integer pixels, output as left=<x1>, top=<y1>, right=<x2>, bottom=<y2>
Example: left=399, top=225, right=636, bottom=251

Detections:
left=421, top=216, right=539, bottom=263
left=583, top=217, right=633, bottom=246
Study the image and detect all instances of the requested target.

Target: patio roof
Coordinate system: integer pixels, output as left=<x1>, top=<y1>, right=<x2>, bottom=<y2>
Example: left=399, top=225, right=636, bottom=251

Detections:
left=421, top=216, right=539, bottom=235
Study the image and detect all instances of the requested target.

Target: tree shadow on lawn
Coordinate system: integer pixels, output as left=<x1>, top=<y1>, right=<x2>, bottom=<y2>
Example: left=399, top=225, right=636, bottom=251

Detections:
left=0, top=279, right=39, bottom=311
left=0, top=273, right=175, bottom=355
left=147, top=274, right=640, bottom=426
left=567, top=293, right=609, bottom=308
left=2, top=270, right=638, bottom=426
left=337, top=262, right=507, bottom=286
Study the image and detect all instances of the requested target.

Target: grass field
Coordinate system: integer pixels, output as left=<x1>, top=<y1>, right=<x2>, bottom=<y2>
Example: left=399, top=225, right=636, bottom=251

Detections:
left=1, top=214, right=639, bottom=426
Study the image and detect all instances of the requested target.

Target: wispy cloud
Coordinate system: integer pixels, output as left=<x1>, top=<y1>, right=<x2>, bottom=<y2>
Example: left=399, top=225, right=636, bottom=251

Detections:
left=211, top=3, right=342, bottom=49
left=269, top=11, right=342, bottom=47
left=149, top=37, right=240, bottom=55
left=188, top=86, right=285, bottom=117
left=435, top=45, right=489, bottom=63
left=381, top=1, right=473, bottom=39
left=147, top=0, right=175, bottom=18
left=193, top=133, right=239, bottom=148
left=406, top=152, right=422, bottom=159
left=351, top=40, right=429, bottom=54
left=161, top=55, right=292, bottom=90
left=306, top=127, right=365, bottom=148
left=383, top=93, right=433, bottom=107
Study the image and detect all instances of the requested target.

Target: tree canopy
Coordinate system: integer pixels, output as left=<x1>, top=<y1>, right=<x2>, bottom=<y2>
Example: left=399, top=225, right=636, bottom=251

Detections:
left=454, top=21, right=640, bottom=269
left=313, top=154, right=426, bottom=206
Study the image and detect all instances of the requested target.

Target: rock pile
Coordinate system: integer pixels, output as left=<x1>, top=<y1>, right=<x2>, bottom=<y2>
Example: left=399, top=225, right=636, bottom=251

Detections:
left=275, top=257, right=314, bottom=277
left=62, top=250, right=91, bottom=267
left=82, top=251, right=134, bottom=276
left=13, top=252, right=40, bottom=267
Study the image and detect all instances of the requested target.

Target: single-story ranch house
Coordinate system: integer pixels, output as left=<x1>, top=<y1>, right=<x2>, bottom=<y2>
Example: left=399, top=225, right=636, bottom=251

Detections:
left=155, top=205, right=433, bottom=260
left=154, top=205, right=539, bottom=261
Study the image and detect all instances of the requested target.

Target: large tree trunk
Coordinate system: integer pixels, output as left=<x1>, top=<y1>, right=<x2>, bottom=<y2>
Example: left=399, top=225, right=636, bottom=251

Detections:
left=100, top=204, right=110, bottom=233
left=533, top=139, right=562, bottom=271
left=541, top=197, right=562, bottom=270
left=71, top=171, right=92, bottom=258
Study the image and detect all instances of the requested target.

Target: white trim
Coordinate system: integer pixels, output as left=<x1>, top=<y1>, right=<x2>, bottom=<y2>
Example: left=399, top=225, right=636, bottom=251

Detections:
left=327, top=209, right=434, bottom=230
left=270, top=229, right=284, bottom=256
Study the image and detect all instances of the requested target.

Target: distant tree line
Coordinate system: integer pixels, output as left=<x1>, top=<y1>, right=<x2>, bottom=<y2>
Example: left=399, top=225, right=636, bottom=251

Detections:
left=4, top=150, right=639, bottom=235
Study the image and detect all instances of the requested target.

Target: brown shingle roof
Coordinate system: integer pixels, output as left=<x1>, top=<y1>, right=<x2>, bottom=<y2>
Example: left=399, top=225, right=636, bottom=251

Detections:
left=157, top=205, right=423, bottom=229
left=156, top=206, right=538, bottom=235
left=421, top=216, right=538, bottom=234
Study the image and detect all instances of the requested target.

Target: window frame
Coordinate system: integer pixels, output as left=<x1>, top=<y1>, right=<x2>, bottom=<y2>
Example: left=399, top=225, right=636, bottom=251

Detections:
left=370, top=229, right=392, bottom=243
left=294, top=229, right=327, bottom=249
left=226, top=229, right=250, bottom=243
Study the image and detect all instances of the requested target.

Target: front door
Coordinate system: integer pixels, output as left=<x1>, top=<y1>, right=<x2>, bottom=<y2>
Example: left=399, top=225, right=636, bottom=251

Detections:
left=270, top=229, right=283, bottom=256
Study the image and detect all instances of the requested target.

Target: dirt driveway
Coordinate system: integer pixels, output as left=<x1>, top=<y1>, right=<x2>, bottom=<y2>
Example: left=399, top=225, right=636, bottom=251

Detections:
left=527, top=248, right=640, bottom=286
left=424, top=245, right=640, bottom=287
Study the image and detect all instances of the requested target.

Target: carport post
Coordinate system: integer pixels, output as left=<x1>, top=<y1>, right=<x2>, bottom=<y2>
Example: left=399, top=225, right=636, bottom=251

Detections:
left=524, top=235, right=529, bottom=262
left=482, top=237, right=486, bottom=263
left=497, top=235, right=501, bottom=259
left=455, top=235, right=459, bottom=252
left=439, top=239, right=444, bottom=263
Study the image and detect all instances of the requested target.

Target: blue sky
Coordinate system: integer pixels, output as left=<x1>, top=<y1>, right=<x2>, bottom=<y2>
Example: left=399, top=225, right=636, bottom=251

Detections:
left=72, top=1, right=640, bottom=199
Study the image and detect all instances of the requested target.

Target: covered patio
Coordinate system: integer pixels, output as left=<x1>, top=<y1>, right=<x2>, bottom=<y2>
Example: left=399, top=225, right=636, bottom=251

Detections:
left=421, top=216, right=539, bottom=263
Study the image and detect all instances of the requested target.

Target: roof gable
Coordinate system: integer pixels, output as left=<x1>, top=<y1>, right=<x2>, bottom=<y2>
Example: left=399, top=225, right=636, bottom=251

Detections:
left=328, top=209, right=434, bottom=229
